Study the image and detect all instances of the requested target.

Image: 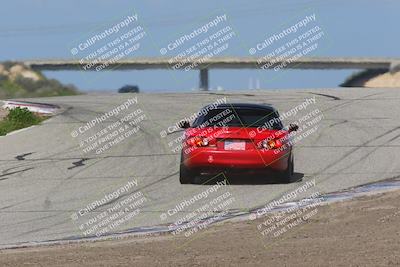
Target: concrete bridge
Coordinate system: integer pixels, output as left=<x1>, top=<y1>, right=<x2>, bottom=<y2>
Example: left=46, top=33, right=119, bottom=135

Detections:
left=21, top=57, right=400, bottom=90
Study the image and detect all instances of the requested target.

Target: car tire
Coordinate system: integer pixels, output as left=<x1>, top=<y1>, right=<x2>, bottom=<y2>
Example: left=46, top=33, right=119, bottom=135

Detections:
left=180, top=164, right=197, bottom=184
left=279, top=153, right=294, bottom=183
left=179, top=153, right=197, bottom=184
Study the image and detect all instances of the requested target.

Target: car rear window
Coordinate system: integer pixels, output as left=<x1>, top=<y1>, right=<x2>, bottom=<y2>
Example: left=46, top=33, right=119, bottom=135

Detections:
left=192, top=108, right=283, bottom=129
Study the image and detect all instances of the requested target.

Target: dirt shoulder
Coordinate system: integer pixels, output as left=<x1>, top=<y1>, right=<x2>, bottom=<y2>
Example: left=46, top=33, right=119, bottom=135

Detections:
left=1, top=190, right=400, bottom=267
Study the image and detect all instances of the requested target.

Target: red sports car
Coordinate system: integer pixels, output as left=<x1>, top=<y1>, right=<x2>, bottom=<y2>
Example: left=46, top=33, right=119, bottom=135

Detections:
left=179, top=103, right=298, bottom=184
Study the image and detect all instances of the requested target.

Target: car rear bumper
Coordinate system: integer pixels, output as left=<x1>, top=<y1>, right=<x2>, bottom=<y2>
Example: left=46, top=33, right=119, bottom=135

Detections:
left=183, top=147, right=290, bottom=171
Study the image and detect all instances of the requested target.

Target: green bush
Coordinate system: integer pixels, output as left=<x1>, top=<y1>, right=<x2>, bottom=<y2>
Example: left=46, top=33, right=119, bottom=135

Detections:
left=0, top=107, right=44, bottom=136
left=7, top=107, right=42, bottom=124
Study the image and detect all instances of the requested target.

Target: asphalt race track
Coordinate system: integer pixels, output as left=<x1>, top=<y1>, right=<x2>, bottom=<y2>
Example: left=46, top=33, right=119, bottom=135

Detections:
left=1, top=87, right=400, bottom=247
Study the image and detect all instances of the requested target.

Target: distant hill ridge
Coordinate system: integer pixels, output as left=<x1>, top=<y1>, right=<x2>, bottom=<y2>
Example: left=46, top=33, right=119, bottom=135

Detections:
left=0, top=62, right=79, bottom=99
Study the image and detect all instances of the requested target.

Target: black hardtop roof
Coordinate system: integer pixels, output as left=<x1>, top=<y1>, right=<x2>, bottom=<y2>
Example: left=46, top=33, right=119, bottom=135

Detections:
left=203, top=103, right=276, bottom=111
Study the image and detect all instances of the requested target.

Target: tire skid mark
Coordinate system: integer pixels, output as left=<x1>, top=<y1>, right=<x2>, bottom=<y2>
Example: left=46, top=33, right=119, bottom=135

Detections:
left=0, top=167, right=34, bottom=180
left=79, top=171, right=178, bottom=214
left=388, top=132, right=400, bottom=142
left=313, top=126, right=400, bottom=176
left=335, top=128, right=400, bottom=173
left=314, top=119, right=349, bottom=143
left=67, top=158, right=89, bottom=170
left=0, top=214, right=57, bottom=229
left=242, top=91, right=397, bottom=213
left=1, top=91, right=397, bottom=246
left=0, top=199, right=34, bottom=211
left=0, top=153, right=177, bottom=162
left=311, top=92, right=341, bottom=100
left=15, top=152, right=34, bottom=161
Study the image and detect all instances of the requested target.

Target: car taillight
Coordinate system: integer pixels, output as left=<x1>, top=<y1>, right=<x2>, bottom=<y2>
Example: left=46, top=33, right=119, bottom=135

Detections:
left=260, top=138, right=282, bottom=149
left=187, top=136, right=209, bottom=147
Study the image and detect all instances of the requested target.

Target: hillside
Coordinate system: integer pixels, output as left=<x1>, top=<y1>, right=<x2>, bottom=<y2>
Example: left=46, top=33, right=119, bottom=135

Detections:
left=341, top=69, right=400, bottom=88
left=0, top=62, right=79, bottom=99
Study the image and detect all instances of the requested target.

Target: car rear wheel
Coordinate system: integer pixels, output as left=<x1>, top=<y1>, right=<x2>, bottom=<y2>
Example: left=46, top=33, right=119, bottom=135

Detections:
left=279, top=153, right=294, bottom=183
left=179, top=153, right=197, bottom=184
left=180, top=164, right=199, bottom=184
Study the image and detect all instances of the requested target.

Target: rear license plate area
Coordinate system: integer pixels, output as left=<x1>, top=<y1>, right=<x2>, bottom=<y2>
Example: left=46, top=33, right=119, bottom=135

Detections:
left=224, top=140, right=246, bottom=150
